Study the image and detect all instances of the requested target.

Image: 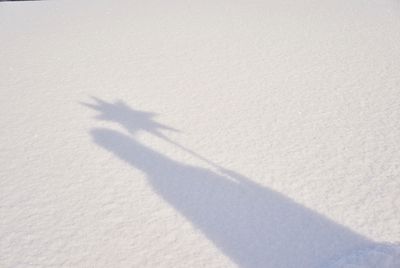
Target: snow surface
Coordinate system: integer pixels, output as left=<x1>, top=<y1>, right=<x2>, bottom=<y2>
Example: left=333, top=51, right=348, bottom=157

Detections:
left=1, top=0, right=400, bottom=267
left=327, top=244, right=400, bottom=268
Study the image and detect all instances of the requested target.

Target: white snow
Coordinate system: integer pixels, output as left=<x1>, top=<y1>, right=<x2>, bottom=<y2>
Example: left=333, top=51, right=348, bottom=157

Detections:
left=1, top=0, right=400, bottom=267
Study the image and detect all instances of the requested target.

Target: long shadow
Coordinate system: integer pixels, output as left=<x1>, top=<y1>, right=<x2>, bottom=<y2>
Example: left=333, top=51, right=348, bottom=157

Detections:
left=84, top=98, right=374, bottom=268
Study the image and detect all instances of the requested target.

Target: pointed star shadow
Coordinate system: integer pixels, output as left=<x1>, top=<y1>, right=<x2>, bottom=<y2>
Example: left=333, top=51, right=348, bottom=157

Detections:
left=82, top=97, right=179, bottom=138
left=84, top=97, right=376, bottom=268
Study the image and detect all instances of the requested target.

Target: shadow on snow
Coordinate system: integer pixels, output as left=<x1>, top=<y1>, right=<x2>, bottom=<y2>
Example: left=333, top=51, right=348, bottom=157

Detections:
left=83, top=97, right=374, bottom=268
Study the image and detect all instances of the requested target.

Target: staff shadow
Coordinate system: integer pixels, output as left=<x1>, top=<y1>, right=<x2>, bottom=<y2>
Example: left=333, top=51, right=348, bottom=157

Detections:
left=84, top=98, right=374, bottom=268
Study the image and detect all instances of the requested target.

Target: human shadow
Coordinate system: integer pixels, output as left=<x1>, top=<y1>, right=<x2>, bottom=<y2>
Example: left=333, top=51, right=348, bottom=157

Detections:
left=84, top=98, right=374, bottom=268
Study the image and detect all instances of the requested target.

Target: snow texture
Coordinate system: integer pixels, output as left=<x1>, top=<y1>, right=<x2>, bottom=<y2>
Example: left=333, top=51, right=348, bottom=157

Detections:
left=326, top=244, right=400, bottom=268
left=1, top=0, right=400, bottom=267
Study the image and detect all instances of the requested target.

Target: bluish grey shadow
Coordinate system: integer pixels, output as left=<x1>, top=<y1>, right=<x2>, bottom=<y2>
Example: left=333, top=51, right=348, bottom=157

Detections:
left=85, top=98, right=374, bottom=268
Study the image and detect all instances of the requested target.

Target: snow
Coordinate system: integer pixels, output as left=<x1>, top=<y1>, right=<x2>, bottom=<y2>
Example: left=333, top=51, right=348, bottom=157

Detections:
left=1, top=0, right=400, bottom=267
left=327, top=244, right=400, bottom=268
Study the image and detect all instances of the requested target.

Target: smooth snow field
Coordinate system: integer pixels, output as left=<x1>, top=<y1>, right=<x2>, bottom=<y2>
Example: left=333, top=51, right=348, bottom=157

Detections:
left=1, top=0, right=400, bottom=267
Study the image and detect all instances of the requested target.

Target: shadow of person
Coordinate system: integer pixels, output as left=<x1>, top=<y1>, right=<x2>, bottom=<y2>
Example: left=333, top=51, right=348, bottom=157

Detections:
left=85, top=98, right=374, bottom=268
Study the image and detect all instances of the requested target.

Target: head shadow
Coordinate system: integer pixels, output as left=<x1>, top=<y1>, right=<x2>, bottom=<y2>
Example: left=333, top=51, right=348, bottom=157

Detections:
left=82, top=97, right=178, bottom=138
left=84, top=97, right=375, bottom=268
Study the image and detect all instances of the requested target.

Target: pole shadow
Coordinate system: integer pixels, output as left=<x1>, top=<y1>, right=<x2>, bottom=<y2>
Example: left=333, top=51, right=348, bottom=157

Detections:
left=83, top=97, right=375, bottom=268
